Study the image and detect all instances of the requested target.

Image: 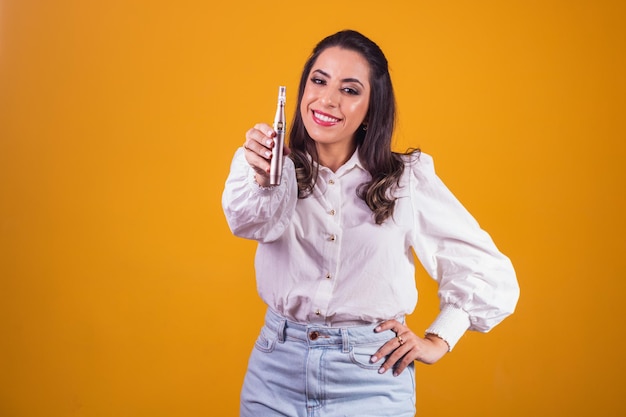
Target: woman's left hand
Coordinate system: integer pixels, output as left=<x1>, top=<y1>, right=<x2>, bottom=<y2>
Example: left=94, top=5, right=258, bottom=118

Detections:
left=370, top=320, right=449, bottom=376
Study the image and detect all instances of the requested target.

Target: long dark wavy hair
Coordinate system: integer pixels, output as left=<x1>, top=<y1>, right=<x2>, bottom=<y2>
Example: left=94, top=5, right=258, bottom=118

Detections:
left=288, top=30, right=418, bottom=224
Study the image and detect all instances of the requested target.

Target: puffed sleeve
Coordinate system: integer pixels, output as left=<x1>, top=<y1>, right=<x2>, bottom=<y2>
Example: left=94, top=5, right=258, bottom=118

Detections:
left=221, top=147, right=298, bottom=243
left=407, top=153, right=520, bottom=350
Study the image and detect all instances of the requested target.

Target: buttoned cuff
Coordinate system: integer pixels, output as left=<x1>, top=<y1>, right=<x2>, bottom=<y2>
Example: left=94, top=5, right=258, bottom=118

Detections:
left=425, top=304, right=471, bottom=351
left=247, top=172, right=275, bottom=192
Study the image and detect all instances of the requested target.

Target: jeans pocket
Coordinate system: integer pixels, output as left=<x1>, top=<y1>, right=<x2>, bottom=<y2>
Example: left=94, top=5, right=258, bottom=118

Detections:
left=349, top=343, right=385, bottom=370
left=253, top=325, right=277, bottom=353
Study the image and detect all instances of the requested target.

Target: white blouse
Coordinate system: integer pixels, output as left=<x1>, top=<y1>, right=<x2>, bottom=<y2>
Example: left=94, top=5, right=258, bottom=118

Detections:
left=222, top=147, right=519, bottom=349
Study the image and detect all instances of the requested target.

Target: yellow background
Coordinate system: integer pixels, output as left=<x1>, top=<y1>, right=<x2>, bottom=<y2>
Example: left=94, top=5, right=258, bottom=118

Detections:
left=1, top=0, right=624, bottom=416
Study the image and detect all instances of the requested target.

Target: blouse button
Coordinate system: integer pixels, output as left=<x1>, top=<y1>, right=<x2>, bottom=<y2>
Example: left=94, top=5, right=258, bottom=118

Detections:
left=325, top=273, right=332, bottom=279
left=328, top=179, right=335, bottom=185
left=329, top=234, right=336, bottom=241
left=315, top=309, right=321, bottom=316
left=329, top=209, right=336, bottom=216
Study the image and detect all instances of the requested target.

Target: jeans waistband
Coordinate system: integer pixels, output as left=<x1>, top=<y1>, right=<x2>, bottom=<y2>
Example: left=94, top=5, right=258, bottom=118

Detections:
left=263, top=308, right=401, bottom=352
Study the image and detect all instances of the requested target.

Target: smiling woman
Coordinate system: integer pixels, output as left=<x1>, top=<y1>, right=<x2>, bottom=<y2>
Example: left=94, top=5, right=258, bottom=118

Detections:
left=222, top=29, right=519, bottom=417
left=299, top=47, right=371, bottom=165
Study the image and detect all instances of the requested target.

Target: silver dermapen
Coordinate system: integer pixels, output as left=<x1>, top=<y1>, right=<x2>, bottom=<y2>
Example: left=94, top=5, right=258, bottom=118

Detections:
left=269, top=86, right=286, bottom=185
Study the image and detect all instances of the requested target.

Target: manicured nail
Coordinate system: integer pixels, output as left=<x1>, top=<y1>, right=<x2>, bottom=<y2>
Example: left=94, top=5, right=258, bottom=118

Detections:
left=378, top=367, right=386, bottom=374
left=264, top=151, right=271, bottom=158
left=266, top=139, right=273, bottom=146
left=370, top=356, right=378, bottom=363
left=374, top=326, right=381, bottom=332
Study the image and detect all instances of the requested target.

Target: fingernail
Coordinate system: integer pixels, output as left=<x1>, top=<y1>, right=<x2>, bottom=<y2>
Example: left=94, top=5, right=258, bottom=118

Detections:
left=374, top=326, right=381, bottom=332
left=378, top=367, right=386, bottom=374
left=370, top=356, right=378, bottom=363
left=266, top=139, right=273, bottom=146
left=393, top=372, right=399, bottom=377
left=264, top=151, right=271, bottom=158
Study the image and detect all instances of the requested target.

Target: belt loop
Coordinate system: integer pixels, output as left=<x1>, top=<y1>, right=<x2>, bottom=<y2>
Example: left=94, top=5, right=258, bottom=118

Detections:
left=341, top=328, right=349, bottom=353
left=276, top=319, right=287, bottom=343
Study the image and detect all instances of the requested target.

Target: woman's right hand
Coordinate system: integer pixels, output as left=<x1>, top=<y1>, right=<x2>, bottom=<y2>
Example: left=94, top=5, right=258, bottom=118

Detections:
left=243, top=123, right=290, bottom=187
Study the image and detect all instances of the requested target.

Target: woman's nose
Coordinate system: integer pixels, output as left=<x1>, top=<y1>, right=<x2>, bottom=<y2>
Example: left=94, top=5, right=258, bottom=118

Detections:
left=320, top=89, right=339, bottom=107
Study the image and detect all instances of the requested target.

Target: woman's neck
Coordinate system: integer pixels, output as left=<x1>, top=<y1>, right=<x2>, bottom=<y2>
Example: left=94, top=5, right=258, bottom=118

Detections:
left=316, top=141, right=357, bottom=172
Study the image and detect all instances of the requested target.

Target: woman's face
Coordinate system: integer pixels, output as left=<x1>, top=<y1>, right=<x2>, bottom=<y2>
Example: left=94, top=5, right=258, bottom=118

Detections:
left=300, top=46, right=371, bottom=149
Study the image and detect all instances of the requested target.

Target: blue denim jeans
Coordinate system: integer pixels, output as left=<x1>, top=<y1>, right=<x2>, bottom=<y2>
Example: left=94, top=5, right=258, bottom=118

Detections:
left=240, top=308, right=416, bottom=417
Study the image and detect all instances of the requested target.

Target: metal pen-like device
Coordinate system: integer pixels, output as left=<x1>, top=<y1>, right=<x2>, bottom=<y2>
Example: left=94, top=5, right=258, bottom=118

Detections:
left=270, top=86, right=286, bottom=185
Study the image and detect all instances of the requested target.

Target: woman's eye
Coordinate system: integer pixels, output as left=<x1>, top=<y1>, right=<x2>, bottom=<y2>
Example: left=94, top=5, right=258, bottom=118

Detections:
left=310, top=77, right=325, bottom=85
left=343, top=87, right=359, bottom=95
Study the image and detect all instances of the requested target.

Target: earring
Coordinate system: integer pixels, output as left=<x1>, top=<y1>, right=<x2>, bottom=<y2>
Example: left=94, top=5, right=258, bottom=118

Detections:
left=362, top=124, right=368, bottom=131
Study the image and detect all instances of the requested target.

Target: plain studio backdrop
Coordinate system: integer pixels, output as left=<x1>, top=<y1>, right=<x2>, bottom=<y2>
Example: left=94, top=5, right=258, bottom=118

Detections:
left=1, top=1, right=624, bottom=416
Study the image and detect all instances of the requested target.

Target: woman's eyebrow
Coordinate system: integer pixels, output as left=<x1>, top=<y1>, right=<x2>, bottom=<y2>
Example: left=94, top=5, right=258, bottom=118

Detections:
left=312, top=69, right=364, bottom=88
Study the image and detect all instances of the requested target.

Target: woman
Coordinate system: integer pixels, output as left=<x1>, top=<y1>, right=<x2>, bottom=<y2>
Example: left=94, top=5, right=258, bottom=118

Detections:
left=222, top=30, right=519, bottom=417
